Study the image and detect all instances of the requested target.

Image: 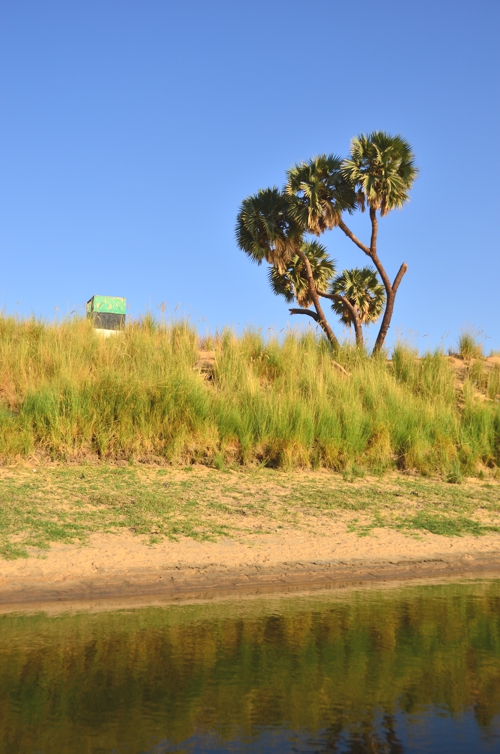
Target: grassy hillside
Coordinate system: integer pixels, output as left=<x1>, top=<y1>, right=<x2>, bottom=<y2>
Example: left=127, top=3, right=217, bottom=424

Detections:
left=0, top=315, right=499, bottom=477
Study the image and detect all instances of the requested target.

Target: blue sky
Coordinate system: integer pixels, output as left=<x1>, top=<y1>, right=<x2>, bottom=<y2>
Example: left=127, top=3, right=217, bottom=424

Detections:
left=1, top=0, right=499, bottom=352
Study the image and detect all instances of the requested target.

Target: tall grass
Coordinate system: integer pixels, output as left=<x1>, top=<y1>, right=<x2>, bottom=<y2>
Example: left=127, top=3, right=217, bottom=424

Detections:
left=0, top=316, right=499, bottom=476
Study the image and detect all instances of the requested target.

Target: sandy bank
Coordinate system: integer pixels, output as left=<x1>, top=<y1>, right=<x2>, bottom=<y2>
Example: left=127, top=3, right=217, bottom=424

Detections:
left=1, top=527, right=500, bottom=611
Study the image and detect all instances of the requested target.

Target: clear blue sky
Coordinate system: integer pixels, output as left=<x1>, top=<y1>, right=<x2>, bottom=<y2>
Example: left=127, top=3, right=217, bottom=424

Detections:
left=1, top=0, right=499, bottom=352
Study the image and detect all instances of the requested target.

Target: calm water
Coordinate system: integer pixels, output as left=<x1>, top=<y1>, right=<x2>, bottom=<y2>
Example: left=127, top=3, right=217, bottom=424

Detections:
left=1, top=581, right=500, bottom=753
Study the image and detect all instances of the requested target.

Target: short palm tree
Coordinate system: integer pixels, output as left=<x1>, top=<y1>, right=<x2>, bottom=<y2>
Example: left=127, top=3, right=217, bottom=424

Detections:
left=330, top=267, right=386, bottom=327
left=268, top=242, right=368, bottom=346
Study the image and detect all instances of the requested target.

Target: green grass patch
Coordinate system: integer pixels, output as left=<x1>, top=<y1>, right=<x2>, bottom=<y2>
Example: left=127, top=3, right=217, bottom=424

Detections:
left=395, top=512, right=499, bottom=537
left=0, top=466, right=499, bottom=559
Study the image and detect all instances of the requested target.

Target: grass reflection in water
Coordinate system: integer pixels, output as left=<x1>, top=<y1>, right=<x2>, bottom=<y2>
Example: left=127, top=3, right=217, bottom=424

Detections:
left=1, top=581, right=500, bottom=753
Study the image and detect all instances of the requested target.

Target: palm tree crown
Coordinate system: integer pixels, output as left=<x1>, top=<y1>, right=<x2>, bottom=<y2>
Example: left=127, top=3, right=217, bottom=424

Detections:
left=341, top=132, right=418, bottom=216
left=286, top=155, right=356, bottom=235
left=268, top=241, right=336, bottom=308
left=235, top=187, right=302, bottom=272
left=330, top=267, right=386, bottom=326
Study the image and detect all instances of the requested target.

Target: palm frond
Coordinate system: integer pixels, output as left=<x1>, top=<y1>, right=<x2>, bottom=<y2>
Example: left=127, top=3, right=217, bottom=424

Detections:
left=268, top=267, right=295, bottom=303
left=235, top=187, right=303, bottom=271
left=286, top=155, right=357, bottom=235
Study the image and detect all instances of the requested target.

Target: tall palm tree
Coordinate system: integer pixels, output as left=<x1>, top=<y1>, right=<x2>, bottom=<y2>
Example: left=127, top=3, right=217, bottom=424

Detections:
left=284, top=134, right=418, bottom=354
left=341, top=132, right=418, bottom=353
left=236, top=133, right=417, bottom=353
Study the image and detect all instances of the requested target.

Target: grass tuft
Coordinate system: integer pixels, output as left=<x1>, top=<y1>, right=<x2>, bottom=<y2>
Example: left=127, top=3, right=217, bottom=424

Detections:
left=456, top=328, right=483, bottom=360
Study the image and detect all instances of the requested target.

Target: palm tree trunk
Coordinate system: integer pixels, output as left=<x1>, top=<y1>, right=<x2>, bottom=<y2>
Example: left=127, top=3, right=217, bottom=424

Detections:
left=351, top=315, right=364, bottom=347
left=372, top=290, right=395, bottom=354
left=372, top=262, right=407, bottom=354
left=369, top=207, right=409, bottom=354
left=295, top=248, right=339, bottom=347
left=319, top=291, right=364, bottom=347
left=340, top=209, right=407, bottom=355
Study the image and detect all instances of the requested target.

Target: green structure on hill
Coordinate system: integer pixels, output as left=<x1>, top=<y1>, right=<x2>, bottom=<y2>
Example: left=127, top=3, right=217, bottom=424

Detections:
left=86, top=295, right=126, bottom=331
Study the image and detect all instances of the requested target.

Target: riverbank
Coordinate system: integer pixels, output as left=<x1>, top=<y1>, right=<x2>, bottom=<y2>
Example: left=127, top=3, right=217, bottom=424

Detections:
left=1, top=465, right=500, bottom=609
left=1, top=528, right=500, bottom=610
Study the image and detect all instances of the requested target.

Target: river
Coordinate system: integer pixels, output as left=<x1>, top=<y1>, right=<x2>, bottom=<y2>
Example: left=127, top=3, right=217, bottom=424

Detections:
left=1, top=580, right=499, bottom=752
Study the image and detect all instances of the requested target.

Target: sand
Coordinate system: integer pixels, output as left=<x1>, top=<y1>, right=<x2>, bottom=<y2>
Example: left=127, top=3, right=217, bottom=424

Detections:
left=1, top=525, right=500, bottom=611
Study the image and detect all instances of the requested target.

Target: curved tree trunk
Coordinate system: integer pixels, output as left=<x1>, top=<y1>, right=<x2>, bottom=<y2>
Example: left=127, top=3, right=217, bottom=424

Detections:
left=295, top=247, right=339, bottom=347
left=289, top=308, right=319, bottom=321
left=339, top=209, right=407, bottom=356
left=372, top=262, right=407, bottom=353
left=319, top=291, right=364, bottom=347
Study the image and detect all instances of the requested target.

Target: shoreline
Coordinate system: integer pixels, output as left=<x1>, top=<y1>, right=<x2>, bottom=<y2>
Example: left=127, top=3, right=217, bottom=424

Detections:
left=2, top=530, right=500, bottom=612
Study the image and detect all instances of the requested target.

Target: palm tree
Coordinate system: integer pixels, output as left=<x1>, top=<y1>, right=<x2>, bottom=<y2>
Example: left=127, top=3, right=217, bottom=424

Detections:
left=236, top=133, right=417, bottom=353
left=341, top=132, right=418, bottom=352
left=284, top=133, right=417, bottom=354
left=236, top=190, right=339, bottom=346
left=330, top=266, right=386, bottom=328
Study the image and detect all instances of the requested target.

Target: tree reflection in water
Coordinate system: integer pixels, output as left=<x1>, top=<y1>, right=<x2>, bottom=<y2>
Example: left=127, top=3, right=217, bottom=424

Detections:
left=1, top=581, right=499, bottom=753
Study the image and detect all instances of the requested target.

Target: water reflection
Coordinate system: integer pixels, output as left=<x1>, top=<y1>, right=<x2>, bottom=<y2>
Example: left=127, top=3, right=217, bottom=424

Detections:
left=1, top=581, right=499, bottom=753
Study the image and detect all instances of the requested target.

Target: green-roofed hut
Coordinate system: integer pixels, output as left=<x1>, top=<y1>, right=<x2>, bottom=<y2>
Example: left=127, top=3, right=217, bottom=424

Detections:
left=87, top=295, right=126, bottom=331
